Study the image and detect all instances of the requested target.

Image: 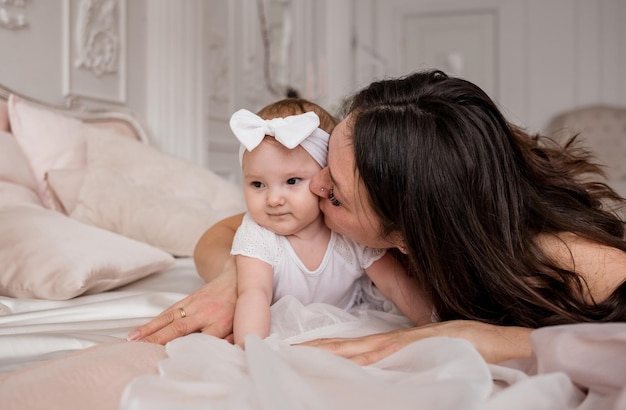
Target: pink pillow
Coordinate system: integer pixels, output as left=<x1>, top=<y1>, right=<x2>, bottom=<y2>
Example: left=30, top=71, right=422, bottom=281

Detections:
left=46, top=168, right=85, bottom=214
left=0, top=204, right=174, bottom=300
left=0, top=181, right=42, bottom=208
left=7, top=94, right=120, bottom=211
left=0, top=130, right=42, bottom=207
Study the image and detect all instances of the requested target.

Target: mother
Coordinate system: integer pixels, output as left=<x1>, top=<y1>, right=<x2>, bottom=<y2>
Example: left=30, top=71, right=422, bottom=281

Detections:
left=129, top=70, right=626, bottom=364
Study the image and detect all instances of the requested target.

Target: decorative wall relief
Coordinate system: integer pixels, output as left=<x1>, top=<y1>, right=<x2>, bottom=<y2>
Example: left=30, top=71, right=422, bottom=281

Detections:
left=237, top=0, right=312, bottom=109
left=74, top=0, right=120, bottom=77
left=0, top=0, right=29, bottom=30
left=63, top=0, right=126, bottom=103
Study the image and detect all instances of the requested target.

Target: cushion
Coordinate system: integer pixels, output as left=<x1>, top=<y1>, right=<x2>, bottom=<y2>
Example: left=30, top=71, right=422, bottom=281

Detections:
left=6, top=94, right=121, bottom=210
left=0, top=130, right=42, bottom=207
left=0, top=204, right=175, bottom=300
left=48, top=131, right=245, bottom=256
left=46, top=168, right=84, bottom=214
left=0, top=181, right=42, bottom=208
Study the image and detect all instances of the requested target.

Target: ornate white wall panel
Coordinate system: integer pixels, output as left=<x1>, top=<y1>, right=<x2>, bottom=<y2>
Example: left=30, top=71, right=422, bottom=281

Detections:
left=206, top=0, right=343, bottom=182
left=2, top=0, right=625, bottom=176
left=362, top=0, right=626, bottom=133
left=575, top=1, right=601, bottom=105
left=526, top=0, right=577, bottom=132
left=322, top=0, right=353, bottom=114
left=403, top=12, right=496, bottom=98
left=599, top=0, right=626, bottom=106
left=0, top=0, right=29, bottom=30
left=371, top=0, right=526, bottom=124
left=353, top=0, right=383, bottom=95
left=63, top=0, right=126, bottom=104
left=145, top=0, right=206, bottom=167
left=526, top=0, right=626, bottom=131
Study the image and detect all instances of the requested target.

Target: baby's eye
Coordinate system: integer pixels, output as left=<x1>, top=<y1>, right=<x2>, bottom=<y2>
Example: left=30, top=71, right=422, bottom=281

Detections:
left=328, top=188, right=341, bottom=206
left=287, top=177, right=301, bottom=185
left=251, top=181, right=265, bottom=188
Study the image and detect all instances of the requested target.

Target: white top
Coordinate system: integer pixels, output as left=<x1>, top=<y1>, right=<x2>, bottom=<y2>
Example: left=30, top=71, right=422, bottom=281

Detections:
left=231, top=213, right=385, bottom=309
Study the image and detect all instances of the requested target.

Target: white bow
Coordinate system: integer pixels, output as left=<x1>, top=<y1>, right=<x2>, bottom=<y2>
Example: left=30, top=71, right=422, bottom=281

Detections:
left=229, top=109, right=321, bottom=151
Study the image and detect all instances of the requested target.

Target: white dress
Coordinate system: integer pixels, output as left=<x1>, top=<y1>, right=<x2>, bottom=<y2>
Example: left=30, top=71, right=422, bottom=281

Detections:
left=231, top=212, right=385, bottom=309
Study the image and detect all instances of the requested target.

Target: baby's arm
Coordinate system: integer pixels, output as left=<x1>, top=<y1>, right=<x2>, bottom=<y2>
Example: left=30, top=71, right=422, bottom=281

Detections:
left=233, top=255, right=274, bottom=348
left=364, top=253, right=432, bottom=325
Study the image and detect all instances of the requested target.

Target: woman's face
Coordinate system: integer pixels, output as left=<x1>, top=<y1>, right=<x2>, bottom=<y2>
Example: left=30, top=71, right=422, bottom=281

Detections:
left=310, top=116, right=399, bottom=249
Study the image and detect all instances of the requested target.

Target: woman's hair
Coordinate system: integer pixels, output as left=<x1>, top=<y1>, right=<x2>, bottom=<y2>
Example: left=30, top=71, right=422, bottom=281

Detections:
left=346, top=69, right=626, bottom=327
left=257, top=98, right=338, bottom=134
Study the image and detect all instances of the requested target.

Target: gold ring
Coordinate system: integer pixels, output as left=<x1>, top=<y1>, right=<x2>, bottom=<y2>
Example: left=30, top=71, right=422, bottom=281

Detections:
left=178, top=307, right=187, bottom=318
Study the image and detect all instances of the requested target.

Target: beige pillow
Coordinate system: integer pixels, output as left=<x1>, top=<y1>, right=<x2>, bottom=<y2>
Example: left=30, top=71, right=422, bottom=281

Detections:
left=54, top=167, right=239, bottom=256
left=86, top=129, right=244, bottom=211
left=0, top=130, right=42, bottom=207
left=0, top=204, right=175, bottom=300
left=48, top=131, right=245, bottom=256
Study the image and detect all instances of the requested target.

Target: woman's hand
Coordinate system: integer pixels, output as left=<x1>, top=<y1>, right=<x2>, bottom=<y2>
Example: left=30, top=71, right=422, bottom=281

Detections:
left=127, top=215, right=244, bottom=344
left=298, top=320, right=533, bottom=365
left=127, top=267, right=237, bottom=344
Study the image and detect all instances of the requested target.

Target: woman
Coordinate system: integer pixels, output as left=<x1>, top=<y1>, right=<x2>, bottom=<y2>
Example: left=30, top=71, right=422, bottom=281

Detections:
left=128, top=70, right=626, bottom=365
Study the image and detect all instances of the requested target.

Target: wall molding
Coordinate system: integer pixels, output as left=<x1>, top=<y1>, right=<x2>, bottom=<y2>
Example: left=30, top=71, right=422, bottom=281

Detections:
left=73, top=0, right=120, bottom=77
left=145, top=0, right=207, bottom=167
left=0, top=0, right=28, bottom=30
left=62, top=0, right=127, bottom=104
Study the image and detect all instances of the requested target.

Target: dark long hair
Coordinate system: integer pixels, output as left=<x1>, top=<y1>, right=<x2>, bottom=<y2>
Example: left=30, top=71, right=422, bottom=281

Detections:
left=347, top=70, right=626, bottom=327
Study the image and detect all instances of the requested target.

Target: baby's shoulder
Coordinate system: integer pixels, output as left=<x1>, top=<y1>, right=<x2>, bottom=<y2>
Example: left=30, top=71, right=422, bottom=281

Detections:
left=332, top=233, right=386, bottom=267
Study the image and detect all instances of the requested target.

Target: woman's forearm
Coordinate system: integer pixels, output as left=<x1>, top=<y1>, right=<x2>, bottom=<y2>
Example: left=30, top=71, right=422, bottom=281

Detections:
left=193, top=213, right=244, bottom=283
left=299, top=320, right=533, bottom=365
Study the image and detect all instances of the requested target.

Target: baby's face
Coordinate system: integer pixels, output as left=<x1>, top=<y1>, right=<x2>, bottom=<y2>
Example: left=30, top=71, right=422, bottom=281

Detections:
left=241, top=139, right=322, bottom=236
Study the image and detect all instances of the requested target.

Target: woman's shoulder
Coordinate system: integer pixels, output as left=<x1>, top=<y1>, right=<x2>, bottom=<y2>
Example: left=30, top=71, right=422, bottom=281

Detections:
left=537, top=232, right=626, bottom=301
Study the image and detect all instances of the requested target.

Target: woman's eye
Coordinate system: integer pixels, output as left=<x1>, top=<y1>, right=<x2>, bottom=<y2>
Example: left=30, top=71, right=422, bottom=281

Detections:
left=328, top=188, right=341, bottom=206
left=287, top=177, right=301, bottom=185
left=252, top=181, right=265, bottom=188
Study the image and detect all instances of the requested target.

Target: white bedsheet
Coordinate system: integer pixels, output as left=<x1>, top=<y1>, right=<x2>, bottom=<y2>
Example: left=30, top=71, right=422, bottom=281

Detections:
left=0, top=257, right=203, bottom=375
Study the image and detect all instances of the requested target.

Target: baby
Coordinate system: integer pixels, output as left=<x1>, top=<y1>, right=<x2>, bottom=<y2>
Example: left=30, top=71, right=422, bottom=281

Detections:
left=230, top=98, right=428, bottom=347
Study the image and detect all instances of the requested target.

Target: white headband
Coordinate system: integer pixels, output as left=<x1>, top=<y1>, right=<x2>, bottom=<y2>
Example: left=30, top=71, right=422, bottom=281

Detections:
left=229, top=109, right=329, bottom=168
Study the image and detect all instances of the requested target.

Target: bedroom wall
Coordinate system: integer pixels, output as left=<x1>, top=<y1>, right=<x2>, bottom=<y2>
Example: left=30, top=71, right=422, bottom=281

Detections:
left=0, top=0, right=147, bottom=120
left=207, top=0, right=626, bottom=180
left=1, top=0, right=625, bottom=182
left=353, top=0, right=626, bottom=134
left=203, top=0, right=351, bottom=181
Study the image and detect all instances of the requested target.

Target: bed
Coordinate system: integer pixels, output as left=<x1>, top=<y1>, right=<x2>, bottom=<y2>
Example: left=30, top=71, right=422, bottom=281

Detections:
left=1, top=85, right=625, bottom=410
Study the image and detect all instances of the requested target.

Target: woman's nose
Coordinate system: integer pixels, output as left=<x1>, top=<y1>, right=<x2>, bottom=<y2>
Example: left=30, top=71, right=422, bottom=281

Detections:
left=310, top=168, right=330, bottom=198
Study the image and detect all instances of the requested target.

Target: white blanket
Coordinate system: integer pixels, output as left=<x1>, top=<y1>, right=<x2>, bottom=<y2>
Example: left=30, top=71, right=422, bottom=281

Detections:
left=121, top=297, right=626, bottom=410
